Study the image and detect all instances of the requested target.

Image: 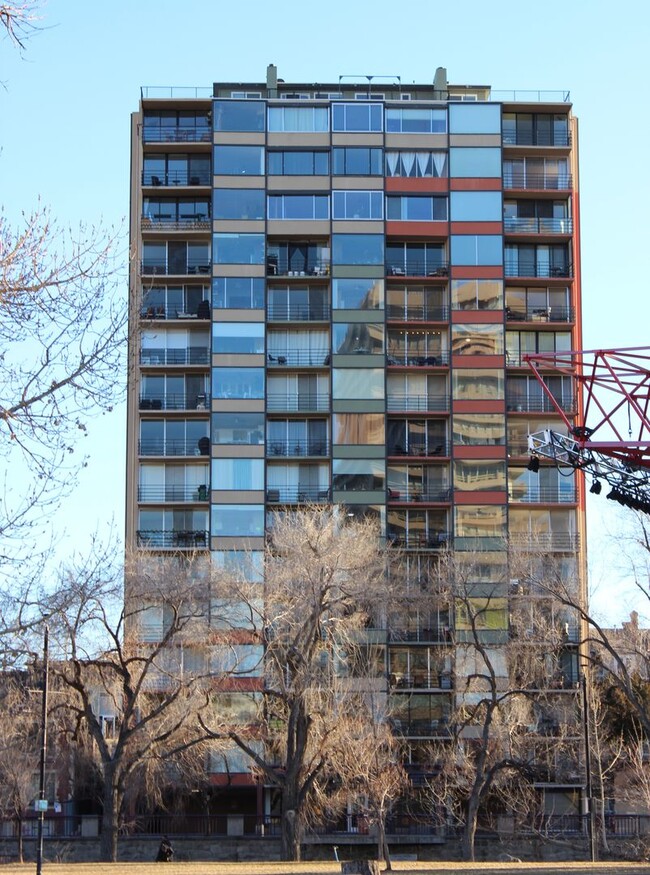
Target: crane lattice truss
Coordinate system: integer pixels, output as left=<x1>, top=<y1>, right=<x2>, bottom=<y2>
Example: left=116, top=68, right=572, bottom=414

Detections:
left=525, top=347, right=650, bottom=513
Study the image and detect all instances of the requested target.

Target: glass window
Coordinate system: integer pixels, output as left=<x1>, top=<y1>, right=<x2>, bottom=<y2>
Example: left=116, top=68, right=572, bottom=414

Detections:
left=267, top=195, right=329, bottom=220
left=213, top=277, right=265, bottom=309
left=333, top=322, right=384, bottom=354
left=332, top=234, right=384, bottom=266
left=332, top=102, right=383, bottom=132
left=333, top=414, right=385, bottom=445
left=213, top=322, right=264, bottom=354
left=213, top=145, right=264, bottom=175
left=450, top=235, right=502, bottom=266
left=453, top=413, right=505, bottom=446
left=452, top=324, right=504, bottom=355
left=332, top=147, right=383, bottom=175
left=213, top=189, right=265, bottom=221
left=385, top=151, right=448, bottom=178
left=212, top=367, right=264, bottom=398
left=386, top=196, right=447, bottom=221
left=213, top=100, right=265, bottom=132
left=212, top=412, right=265, bottom=445
left=333, top=459, right=385, bottom=491
left=332, top=191, right=383, bottom=220
left=385, top=108, right=446, bottom=133
left=450, top=191, right=502, bottom=222
left=449, top=147, right=502, bottom=178
left=212, top=550, right=264, bottom=583
left=267, top=150, right=329, bottom=175
left=268, top=106, right=329, bottom=132
left=211, top=458, right=264, bottom=490
left=332, top=278, right=384, bottom=310
left=213, top=233, right=265, bottom=264
left=454, top=505, right=506, bottom=538
left=451, top=279, right=503, bottom=311
left=452, top=368, right=504, bottom=400
left=332, top=368, right=385, bottom=399
left=453, top=460, right=506, bottom=491
left=449, top=103, right=501, bottom=134
left=211, top=504, right=265, bottom=536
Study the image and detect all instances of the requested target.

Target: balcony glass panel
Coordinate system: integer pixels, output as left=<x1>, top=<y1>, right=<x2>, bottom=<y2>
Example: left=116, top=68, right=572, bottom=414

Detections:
left=450, top=235, right=502, bottom=266
left=386, top=243, right=447, bottom=277
left=268, top=106, right=329, bottom=132
left=213, top=189, right=265, bottom=220
left=212, top=413, right=264, bottom=446
left=213, top=322, right=265, bottom=354
left=453, top=414, right=505, bottom=447
left=333, top=413, right=384, bottom=445
left=213, top=100, right=265, bottom=132
left=387, top=329, right=446, bottom=366
left=386, top=196, right=447, bottom=222
left=332, top=147, right=383, bottom=175
left=452, top=369, right=504, bottom=401
left=449, top=147, right=501, bottom=178
left=332, top=234, right=384, bottom=266
left=213, top=145, right=264, bottom=175
left=211, top=458, right=264, bottom=490
left=211, top=504, right=264, bottom=537
left=333, top=322, right=384, bottom=355
left=385, top=108, right=446, bottom=134
left=454, top=505, right=507, bottom=548
left=332, top=278, right=384, bottom=310
left=451, top=324, right=504, bottom=356
left=332, top=368, right=384, bottom=399
left=267, top=286, right=329, bottom=321
left=386, top=419, right=447, bottom=456
left=268, top=150, right=329, bottom=175
left=332, top=190, right=383, bottom=220
left=387, top=465, right=449, bottom=502
left=212, top=367, right=264, bottom=399
left=453, top=460, right=507, bottom=491
left=450, top=191, right=502, bottom=222
left=213, top=277, right=265, bottom=309
left=139, top=420, right=209, bottom=457
left=333, top=459, right=385, bottom=492
left=386, top=285, right=446, bottom=321
left=213, top=233, right=265, bottom=265
left=332, top=103, right=382, bottom=132
left=449, top=103, right=500, bottom=134
left=268, top=195, right=329, bottom=220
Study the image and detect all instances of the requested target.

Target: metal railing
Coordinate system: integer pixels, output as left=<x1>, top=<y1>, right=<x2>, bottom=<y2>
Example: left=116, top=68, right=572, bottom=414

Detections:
left=504, top=262, right=573, bottom=279
left=267, top=259, right=330, bottom=277
left=504, top=173, right=572, bottom=190
left=389, top=672, right=453, bottom=690
left=506, top=306, right=574, bottom=323
left=267, top=304, right=330, bottom=322
left=388, top=626, right=452, bottom=644
left=504, top=216, right=573, bottom=234
left=387, top=487, right=450, bottom=503
left=390, top=718, right=452, bottom=737
left=386, top=394, right=449, bottom=412
left=267, top=440, right=329, bottom=457
left=508, top=487, right=577, bottom=504
left=506, top=395, right=576, bottom=413
left=509, top=532, right=580, bottom=551
left=490, top=89, right=571, bottom=103
left=138, top=485, right=209, bottom=502
left=141, top=217, right=211, bottom=232
left=266, top=486, right=331, bottom=503
left=386, top=262, right=448, bottom=278
left=142, top=125, right=212, bottom=143
left=138, top=439, right=210, bottom=457
left=136, top=530, right=209, bottom=548
left=140, top=261, right=211, bottom=276
left=388, top=442, right=448, bottom=457
left=139, top=393, right=209, bottom=411
left=140, top=349, right=210, bottom=366
left=143, top=170, right=211, bottom=187
left=387, top=532, right=450, bottom=550
left=387, top=351, right=449, bottom=367
left=266, top=393, right=330, bottom=412
left=386, top=304, right=449, bottom=321
left=502, top=131, right=571, bottom=147
left=267, top=351, right=330, bottom=367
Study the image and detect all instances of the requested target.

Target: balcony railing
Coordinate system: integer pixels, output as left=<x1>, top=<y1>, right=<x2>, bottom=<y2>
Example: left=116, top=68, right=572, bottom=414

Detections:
left=266, top=486, right=331, bottom=503
left=388, top=442, right=448, bottom=457
left=387, top=532, right=450, bottom=550
left=508, top=487, right=577, bottom=504
left=506, top=306, right=574, bottom=323
left=267, top=351, right=330, bottom=367
left=143, top=170, right=211, bottom=187
left=504, top=173, right=572, bottom=191
left=387, top=352, right=449, bottom=367
left=504, top=217, right=573, bottom=235
left=266, top=393, right=330, bottom=412
left=388, top=487, right=450, bottom=503
left=504, top=262, right=573, bottom=279
left=506, top=395, right=576, bottom=414
left=267, top=258, right=330, bottom=277
left=389, top=672, right=453, bottom=690
left=503, top=131, right=571, bottom=147
left=386, top=263, right=448, bottom=278
left=391, top=718, right=451, bottom=737
left=388, top=626, right=452, bottom=644
left=268, top=440, right=329, bottom=457
left=138, top=438, right=210, bottom=457
left=138, top=485, right=209, bottom=502
left=509, top=532, right=580, bottom=551
left=139, top=393, right=209, bottom=411
left=136, top=529, right=209, bottom=548
left=267, top=304, right=330, bottom=322
left=386, top=304, right=449, bottom=322
left=142, top=125, right=211, bottom=144
left=140, top=261, right=211, bottom=277
left=386, top=394, right=449, bottom=413
left=141, top=217, right=211, bottom=232
left=140, top=349, right=210, bottom=366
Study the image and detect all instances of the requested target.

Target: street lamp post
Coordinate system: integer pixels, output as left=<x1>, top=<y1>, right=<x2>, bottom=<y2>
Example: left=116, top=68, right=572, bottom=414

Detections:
left=36, top=626, right=49, bottom=875
left=581, top=672, right=597, bottom=862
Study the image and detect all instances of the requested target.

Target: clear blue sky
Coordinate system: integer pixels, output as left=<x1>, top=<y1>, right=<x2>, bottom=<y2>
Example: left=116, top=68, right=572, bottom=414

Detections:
left=2, top=0, right=648, bottom=621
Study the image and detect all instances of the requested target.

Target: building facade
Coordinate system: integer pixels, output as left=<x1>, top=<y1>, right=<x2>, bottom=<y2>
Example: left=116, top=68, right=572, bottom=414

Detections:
left=127, top=66, right=587, bottom=823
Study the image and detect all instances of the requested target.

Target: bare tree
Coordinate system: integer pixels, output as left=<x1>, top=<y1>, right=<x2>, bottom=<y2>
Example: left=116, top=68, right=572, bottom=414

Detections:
left=0, top=2, right=40, bottom=49
left=34, top=548, right=218, bottom=862
left=204, top=506, right=391, bottom=861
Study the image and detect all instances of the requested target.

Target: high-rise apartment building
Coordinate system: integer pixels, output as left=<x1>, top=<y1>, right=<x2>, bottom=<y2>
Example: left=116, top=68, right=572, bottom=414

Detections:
left=127, top=66, right=586, bottom=823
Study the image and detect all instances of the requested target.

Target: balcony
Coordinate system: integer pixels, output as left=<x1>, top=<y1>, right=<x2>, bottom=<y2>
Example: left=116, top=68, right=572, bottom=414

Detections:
left=139, top=393, right=210, bottom=411
left=138, top=485, right=209, bottom=502
left=506, top=395, right=576, bottom=414
left=386, top=304, right=449, bottom=322
left=386, top=394, right=449, bottom=413
left=268, top=440, right=329, bottom=457
left=142, top=125, right=211, bottom=144
left=388, top=626, right=451, bottom=644
left=266, top=486, right=331, bottom=504
left=504, top=217, right=573, bottom=235
left=388, top=442, right=448, bottom=457
left=266, top=393, right=329, bottom=413
left=503, top=131, right=571, bottom=147
left=141, top=216, right=211, bottom=232
left=140, top=261, right=211, bottom=277
left=389, top=672, right=453, bottom=690
left=504, top=262, right=573, bottom=279
left=386, top=263, right=448, bottom=278
left=136, top=529, right=209, bottom=548
left=267, top=257, right=330, bottom=278
left=267, top=304, right=331, bottom=322
left=387, top=531, right=450, bottom=550
left=506, top=306, right=574, bottom=323
left=391, top=718, right=451, bottom=738
left=504, top=172, right=572, bottom=191
left=508, top=487, right=577, bottom=504
left=387, top=352, right=449, bottom=367
left=138, top=438, right=210, bottom=457
left=142, top=170, right=211, bottom=187
left=509, top=532, right=580, bottom=551
left=387, top=487, right=450, bottom=503
left=267, top=351, right=330, bottom=367
left=140, top=348, right=210, bottom=366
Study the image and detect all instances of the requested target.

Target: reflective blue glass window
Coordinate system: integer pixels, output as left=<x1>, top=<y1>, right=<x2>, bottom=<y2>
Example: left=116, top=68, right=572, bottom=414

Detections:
left=332, top=234, right=384, bottom=265
left=332, top=191, right=383, bottom=220
left=213, top=189, right=265, bottom=220
left=332, top=103, right=383, bottom=132
left=212, top=367, right=264, bottom=398
left=268, top=106, right=329, bottom=132
left=450, top=192, right=502, bottom=222
left=213, top=323, right=265, bottom=354
left=213, top=145, right=264, bottom=175
left=267, top=151, right=329, bottom=175
left=211, top=505, right=265, bottom=536
left=449, top=147, right=502, bottom=178
left=385, top=108, right=446, bottom=133
left=332, top=147, right=383, bottom=175
left=386, top=196, right=447, bottom=221
left=267, top=195, right=329, bottom=220
left=332, top=278, right=384, bottom=310
left=450, top=235, right=503, bottom=266
left=449, top=104, right=501, bottom=134
left=213, top=277, right=265, bottom=309
left=213, top=100, right=265, bottom=132
left=211, top=458, right=265, bottom=490
left=213, top=233, right=265, bottom=264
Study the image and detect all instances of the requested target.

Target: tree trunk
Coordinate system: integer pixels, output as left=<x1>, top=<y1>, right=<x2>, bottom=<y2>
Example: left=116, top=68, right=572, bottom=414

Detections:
left=281, top=806, right=300, bottom=861
left=16, top=814, right=23, bottom=864
left=99, top=767, right=120, bottom=862
left=462, top=790, right=481, bottom=862
left=377, top=816, right=392, bottom=870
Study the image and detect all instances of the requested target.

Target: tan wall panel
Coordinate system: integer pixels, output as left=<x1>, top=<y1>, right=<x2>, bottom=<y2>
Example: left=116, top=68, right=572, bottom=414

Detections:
left=213, top=132, right=265, bottom=145
left=267, top=133, right=330, bottom=148
left=267, top=176, right=331, bottom=191
left=213, top=220, right=265, bottom=233
left=266, top=220, right=330, bottom=236
left=213, top=175, right=265, bottom=189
